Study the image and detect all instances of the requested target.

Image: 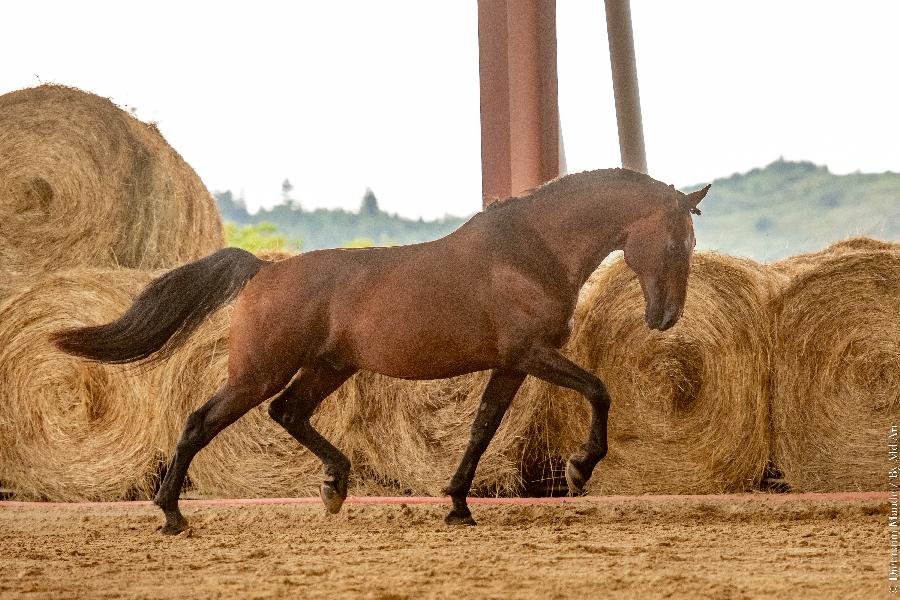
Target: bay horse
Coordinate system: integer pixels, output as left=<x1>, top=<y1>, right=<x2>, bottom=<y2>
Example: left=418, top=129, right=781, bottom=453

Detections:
left=52, top=168, right=709, bottom=533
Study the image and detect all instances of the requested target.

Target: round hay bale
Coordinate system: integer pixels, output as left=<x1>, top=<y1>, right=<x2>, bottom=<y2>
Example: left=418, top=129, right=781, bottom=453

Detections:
left=828, top=237, right=899, bottom=253
left=769, top=249, right=900, bottom=491
left=0, top=270, right=16, bottom=304
left=528, top=253, right=773, bottom=494
left=0, top=84, right=223, bottom=276
left=0, top=268, right=162, bottom=501
left=769, top=236, right=899, bottom=278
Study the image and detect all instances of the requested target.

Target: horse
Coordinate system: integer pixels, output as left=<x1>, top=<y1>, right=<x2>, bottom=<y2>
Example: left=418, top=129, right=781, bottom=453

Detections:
left=52, top=168, right=709, bottom=533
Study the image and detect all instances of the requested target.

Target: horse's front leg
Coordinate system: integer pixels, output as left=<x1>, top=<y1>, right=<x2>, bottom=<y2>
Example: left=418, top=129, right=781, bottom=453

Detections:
left=518, top=346, right=611, bottom=495
left=444, top=369, right=526, bottom=525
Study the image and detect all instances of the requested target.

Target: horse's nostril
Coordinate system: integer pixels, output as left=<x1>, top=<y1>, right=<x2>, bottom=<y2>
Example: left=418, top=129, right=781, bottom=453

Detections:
left=658, top=306, right=682, bottom=331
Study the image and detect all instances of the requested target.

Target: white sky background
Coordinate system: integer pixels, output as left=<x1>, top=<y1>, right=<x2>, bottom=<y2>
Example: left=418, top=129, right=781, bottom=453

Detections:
left=1, top=1, right=898, bottom=219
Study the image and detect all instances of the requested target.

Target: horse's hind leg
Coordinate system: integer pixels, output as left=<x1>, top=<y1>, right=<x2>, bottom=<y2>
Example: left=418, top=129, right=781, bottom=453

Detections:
left=267, top=363, right=356, bottom=514
left=154, top=377, right=283, bottom=534
left=444, top=369, right=526, bottom=526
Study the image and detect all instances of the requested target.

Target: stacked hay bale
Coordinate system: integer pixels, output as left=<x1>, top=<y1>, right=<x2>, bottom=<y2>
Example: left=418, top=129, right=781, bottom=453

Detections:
left=767, top=238, right=900, bottom=491
left=525, top=253, right=774, bottom=494
left=769, top=236, right=898, bottom=278
left=0, top=84, right=223, bottom=281
left=0, top=84, right=524, bottom=501
left=0, top=269, right=162, bottom=500
left=0, top=85, right=224, bottom=499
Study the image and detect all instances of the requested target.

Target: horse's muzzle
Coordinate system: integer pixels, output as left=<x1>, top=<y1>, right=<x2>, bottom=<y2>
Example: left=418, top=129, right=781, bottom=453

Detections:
left=646, top=307, right=681, bottom=331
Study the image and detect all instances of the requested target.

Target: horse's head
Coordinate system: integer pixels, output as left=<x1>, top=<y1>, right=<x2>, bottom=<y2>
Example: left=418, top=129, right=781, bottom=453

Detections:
left=622, top=184, right=710, bottom=331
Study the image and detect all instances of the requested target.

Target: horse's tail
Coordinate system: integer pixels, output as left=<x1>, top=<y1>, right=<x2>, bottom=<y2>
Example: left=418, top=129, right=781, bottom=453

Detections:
left=52, top=247, right=265, bottom=364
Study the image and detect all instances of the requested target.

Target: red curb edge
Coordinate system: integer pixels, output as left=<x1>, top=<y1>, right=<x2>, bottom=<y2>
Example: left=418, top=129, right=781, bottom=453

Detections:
left=0, top=491, right=887, bottom=509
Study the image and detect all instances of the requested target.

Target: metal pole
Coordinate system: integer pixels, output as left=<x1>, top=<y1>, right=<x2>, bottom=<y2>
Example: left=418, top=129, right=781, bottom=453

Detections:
left=604, top=0, right=647, bottom=174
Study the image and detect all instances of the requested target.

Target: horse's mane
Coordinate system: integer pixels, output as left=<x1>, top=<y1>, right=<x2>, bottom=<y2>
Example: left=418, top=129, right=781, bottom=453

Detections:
left=484, top=168, right=675, bottom=212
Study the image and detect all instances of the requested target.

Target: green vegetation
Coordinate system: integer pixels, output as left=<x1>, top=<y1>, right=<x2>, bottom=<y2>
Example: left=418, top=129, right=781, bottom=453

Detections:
left=341, top=236, right=400, bottom=248
left=217, top=160, right=899, bottom=261
left=223, top=222, right=299, bottom=253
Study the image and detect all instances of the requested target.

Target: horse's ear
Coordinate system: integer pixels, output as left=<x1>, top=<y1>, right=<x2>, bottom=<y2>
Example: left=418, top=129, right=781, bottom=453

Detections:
left=681, top=184, right=710, bottom=215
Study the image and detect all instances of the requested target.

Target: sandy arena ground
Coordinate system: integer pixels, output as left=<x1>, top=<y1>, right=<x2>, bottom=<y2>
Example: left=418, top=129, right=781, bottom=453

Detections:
left=0, top=494, right=888, bottom=599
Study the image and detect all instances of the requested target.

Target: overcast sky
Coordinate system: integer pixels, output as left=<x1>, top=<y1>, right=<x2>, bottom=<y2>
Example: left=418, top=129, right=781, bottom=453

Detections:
left=2, top=1, right=898, bottom=219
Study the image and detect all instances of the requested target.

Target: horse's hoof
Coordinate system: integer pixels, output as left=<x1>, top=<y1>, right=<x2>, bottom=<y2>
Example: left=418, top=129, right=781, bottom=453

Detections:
left=159, top=518, right=189, bottom=536
left=157, top=508, right=189, bottom=535
left=565, top=459, right=588, bottom=496
left=444, top=511, right=477, bottom=526
left=320, top=482, right=346, bottom=514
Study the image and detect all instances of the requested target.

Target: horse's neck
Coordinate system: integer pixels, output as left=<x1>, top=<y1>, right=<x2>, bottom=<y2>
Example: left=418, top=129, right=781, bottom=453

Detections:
left=515, top=188, right=647, bottom=291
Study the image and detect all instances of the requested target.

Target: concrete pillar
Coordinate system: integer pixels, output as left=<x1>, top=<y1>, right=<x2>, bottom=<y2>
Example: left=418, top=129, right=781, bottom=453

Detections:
left=478, top=0, right=560, bottom=207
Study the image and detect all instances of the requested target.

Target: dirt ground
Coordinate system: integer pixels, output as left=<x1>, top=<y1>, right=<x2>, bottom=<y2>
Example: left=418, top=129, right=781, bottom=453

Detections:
left=0, top=495, right=888, bottom=599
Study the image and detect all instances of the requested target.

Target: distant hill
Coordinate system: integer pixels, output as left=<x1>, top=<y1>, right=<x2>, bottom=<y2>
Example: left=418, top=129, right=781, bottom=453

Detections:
left=686, top=159, right=900, bottom=261
left=216, top=159, right=900, bottom=260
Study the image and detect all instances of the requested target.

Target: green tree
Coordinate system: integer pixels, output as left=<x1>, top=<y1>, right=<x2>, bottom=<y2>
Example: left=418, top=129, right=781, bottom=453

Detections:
left=282, top=178, right=300, bottom=210
left=360, top=188, right=380, bottom=216
left=281, top=178, right=294, bottom=202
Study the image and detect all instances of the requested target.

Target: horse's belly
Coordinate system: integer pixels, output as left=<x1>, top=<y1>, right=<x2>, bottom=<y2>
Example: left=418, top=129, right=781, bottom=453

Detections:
left=347, top=324, right=497, bottom=380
